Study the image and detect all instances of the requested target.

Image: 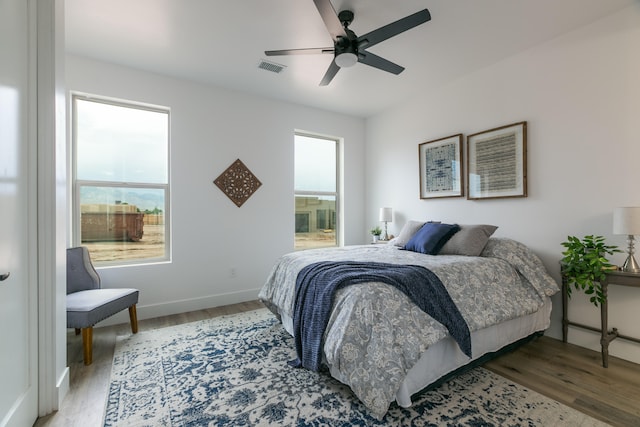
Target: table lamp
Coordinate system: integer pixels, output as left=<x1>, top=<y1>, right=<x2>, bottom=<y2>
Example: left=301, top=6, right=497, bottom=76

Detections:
left=379, top=207, right=393, bottom=241
left=613, top=207, right=640, bottom=273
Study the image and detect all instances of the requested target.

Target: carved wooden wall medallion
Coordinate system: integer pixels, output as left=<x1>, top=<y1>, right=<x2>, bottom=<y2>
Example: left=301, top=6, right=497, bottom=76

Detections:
left=214, top=159, right=262, bottom=207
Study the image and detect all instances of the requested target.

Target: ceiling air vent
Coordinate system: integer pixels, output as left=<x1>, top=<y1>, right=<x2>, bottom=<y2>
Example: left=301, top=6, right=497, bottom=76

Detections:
left=258, top=59, right=286, bottom=74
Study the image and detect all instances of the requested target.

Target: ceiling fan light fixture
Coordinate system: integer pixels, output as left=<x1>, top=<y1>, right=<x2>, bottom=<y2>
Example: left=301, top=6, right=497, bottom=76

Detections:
left=335, top=52, right=358, bottom=68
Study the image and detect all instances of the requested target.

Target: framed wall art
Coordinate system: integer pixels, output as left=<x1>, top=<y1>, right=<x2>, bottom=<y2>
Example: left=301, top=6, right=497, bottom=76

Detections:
left=419, top=134, right=463, bottom=199
left=467, top=121, right=527, bottom=200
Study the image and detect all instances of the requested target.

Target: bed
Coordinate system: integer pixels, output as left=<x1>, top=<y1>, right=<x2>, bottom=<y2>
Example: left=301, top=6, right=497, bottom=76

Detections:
left=259, top=228, right=559, bottom=420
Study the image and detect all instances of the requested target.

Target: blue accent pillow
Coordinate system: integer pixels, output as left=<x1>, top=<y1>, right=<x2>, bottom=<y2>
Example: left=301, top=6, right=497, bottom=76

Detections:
left=403, top=223, right=461, bottom=255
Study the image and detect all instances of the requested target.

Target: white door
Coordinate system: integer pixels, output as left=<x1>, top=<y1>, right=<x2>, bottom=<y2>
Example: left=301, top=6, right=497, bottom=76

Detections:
left=0, top=0, right=38, bottom=425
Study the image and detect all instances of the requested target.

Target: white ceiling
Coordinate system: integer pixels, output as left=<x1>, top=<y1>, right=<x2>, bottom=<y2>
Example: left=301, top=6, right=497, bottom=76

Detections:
left=65, top=0, right=635, bottom=118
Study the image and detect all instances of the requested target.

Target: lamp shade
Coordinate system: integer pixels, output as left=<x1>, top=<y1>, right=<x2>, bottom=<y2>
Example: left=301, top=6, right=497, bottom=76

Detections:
left=379, top=207, right=393, bottom=223
left=613, top=207, right=640, bottom=235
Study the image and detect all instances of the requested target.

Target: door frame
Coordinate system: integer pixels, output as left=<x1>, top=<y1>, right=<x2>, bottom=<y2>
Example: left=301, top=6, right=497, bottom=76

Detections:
left=34, top=0, right=68, bottom=417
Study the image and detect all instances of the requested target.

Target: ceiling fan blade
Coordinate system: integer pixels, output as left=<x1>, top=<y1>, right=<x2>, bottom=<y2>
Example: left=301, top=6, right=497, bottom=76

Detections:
left=313, top=0, right=347, bottom=41
left=358, top=51, right=404, bottom=75
left=319, top=60, right=340, bottom=86
left=265, top=47, right=334, bottom=56
left=357, top=9, right=430, bottom=50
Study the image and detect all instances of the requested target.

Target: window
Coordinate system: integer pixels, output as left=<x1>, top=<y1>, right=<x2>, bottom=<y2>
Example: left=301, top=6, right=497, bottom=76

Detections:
left=72, top=95, right=170, bottom=265
left=294, top=133, right=339, bottom=250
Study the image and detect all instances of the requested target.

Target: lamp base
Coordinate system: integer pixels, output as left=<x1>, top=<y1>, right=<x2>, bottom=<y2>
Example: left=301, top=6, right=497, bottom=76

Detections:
left=622, top=234, right=640, bottom=273
left=621, top=255, right=640, bottom=273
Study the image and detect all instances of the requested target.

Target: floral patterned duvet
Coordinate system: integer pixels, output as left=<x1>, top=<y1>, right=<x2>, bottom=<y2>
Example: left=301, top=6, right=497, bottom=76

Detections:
left=258, top=238, right=559, bottom=419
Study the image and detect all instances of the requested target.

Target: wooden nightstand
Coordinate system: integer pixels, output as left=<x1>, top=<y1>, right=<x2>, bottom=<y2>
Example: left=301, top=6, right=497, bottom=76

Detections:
left=562, top=269, right=640, bottom=367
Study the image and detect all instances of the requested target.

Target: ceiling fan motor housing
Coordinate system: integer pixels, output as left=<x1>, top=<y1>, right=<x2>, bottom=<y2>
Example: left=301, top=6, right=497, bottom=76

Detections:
left=335, top=30, right=357, bottom=55
left=334, top=20, right=358, bottom=68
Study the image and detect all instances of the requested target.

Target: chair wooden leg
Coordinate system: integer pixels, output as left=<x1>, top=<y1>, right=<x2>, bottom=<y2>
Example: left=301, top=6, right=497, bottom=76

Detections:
left=81, top=327, right=93, bottom=366
left=129, top=305, right=138, bottom=334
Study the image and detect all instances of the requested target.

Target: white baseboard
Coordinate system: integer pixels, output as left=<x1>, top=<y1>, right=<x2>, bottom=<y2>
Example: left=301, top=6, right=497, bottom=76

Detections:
left=56, top=367, right=70, bottom=410
left=95, top=288, right=262, bottom=327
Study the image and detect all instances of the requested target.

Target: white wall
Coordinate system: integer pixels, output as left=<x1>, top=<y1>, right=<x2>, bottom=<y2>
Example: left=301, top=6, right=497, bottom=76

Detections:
left=66, top=55, right=365, bottom=321
left=365, top=6, right=640, bottom=364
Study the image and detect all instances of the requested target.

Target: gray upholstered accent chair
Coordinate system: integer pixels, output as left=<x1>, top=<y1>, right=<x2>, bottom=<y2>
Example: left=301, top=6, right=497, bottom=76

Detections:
left=66, top=246, right=139, bottom=365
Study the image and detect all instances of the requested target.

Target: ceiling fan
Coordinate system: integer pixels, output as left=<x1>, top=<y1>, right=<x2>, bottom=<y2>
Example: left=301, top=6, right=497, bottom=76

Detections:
left=265, top=0, right=431, bottom=86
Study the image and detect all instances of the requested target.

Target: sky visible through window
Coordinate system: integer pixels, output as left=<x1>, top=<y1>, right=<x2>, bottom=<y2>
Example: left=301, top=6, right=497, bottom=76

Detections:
left=75, top=99, right=168, bottom=211
left=294, top=134, right=336, bottom=194
left=76, top=99, right=168, bottom=185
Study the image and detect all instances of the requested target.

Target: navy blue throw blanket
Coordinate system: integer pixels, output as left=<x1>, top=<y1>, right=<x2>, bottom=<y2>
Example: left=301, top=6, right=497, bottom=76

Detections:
left=291, top=261, right=472, bottom=371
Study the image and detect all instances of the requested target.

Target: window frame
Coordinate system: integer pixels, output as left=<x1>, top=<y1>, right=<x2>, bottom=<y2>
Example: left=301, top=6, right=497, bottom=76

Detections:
left=71, top=93, right=171, bottom=267
left=294, top=131, right=341, bottom=250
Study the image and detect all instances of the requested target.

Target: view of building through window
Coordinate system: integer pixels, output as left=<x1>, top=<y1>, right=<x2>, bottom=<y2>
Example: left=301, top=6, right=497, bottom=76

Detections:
left=73, top=95, right=170, bottom=265
left=294, top=133, right=338, bottom=250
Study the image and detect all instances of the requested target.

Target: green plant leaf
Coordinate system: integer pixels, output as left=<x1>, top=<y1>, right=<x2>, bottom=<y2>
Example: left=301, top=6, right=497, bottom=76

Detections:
left=560, top=235, right=618, bottom=308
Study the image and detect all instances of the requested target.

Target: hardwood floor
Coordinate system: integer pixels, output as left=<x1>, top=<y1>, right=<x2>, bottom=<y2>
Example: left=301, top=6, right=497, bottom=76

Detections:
left=35, top=301, right=639, bottom=427
left=484, top=335, right=640, bottom=427
left=34, top=300, right=264, bottom=427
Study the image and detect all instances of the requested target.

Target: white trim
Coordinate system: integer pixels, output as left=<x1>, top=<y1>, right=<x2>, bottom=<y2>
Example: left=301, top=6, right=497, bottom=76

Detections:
left=69, top=93, right=172, bottom=266
left=96, top=288, right=262, bottom=327
left=294, top=132, right=342, bottom=246
left=24, top=0, right=40, bottom=423
left=36, top=0, right=67, bottom=416
left=71, top=91, right=170, bottom=114
left=56, top=368, right=69, bottom=409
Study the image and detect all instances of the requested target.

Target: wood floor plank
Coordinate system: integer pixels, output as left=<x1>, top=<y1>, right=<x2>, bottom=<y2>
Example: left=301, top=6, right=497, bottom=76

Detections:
left=35, top=301, right=640, bottom=427
left=484, top=335, right=640, bottom=427
left=574, top=394, right=640, bottom=427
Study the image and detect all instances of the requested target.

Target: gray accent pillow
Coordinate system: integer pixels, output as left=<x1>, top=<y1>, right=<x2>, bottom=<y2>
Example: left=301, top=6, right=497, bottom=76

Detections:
left=392, top=220, right=426, bottom=247
left=439, top=224, right=498, bottom=256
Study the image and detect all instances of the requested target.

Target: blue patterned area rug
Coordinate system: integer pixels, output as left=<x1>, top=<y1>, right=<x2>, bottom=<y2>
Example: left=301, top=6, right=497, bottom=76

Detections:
left=104, top=308, right=608, bottom=426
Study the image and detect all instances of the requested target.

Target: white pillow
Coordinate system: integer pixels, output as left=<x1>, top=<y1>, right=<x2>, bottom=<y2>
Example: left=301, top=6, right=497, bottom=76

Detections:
left=392, top=220, right=426, bottom=247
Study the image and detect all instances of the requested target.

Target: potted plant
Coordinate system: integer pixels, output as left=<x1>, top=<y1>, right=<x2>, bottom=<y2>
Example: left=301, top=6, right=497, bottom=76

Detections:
left=560, top=235, right=620, bottom=307
left=370, top=226, right=382, bottom=242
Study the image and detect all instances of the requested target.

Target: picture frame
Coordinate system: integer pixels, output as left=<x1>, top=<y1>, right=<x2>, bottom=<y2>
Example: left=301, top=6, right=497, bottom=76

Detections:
left=467, top=121, right=527, bottom=200
left=419, top=134, right=464, bottom=199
